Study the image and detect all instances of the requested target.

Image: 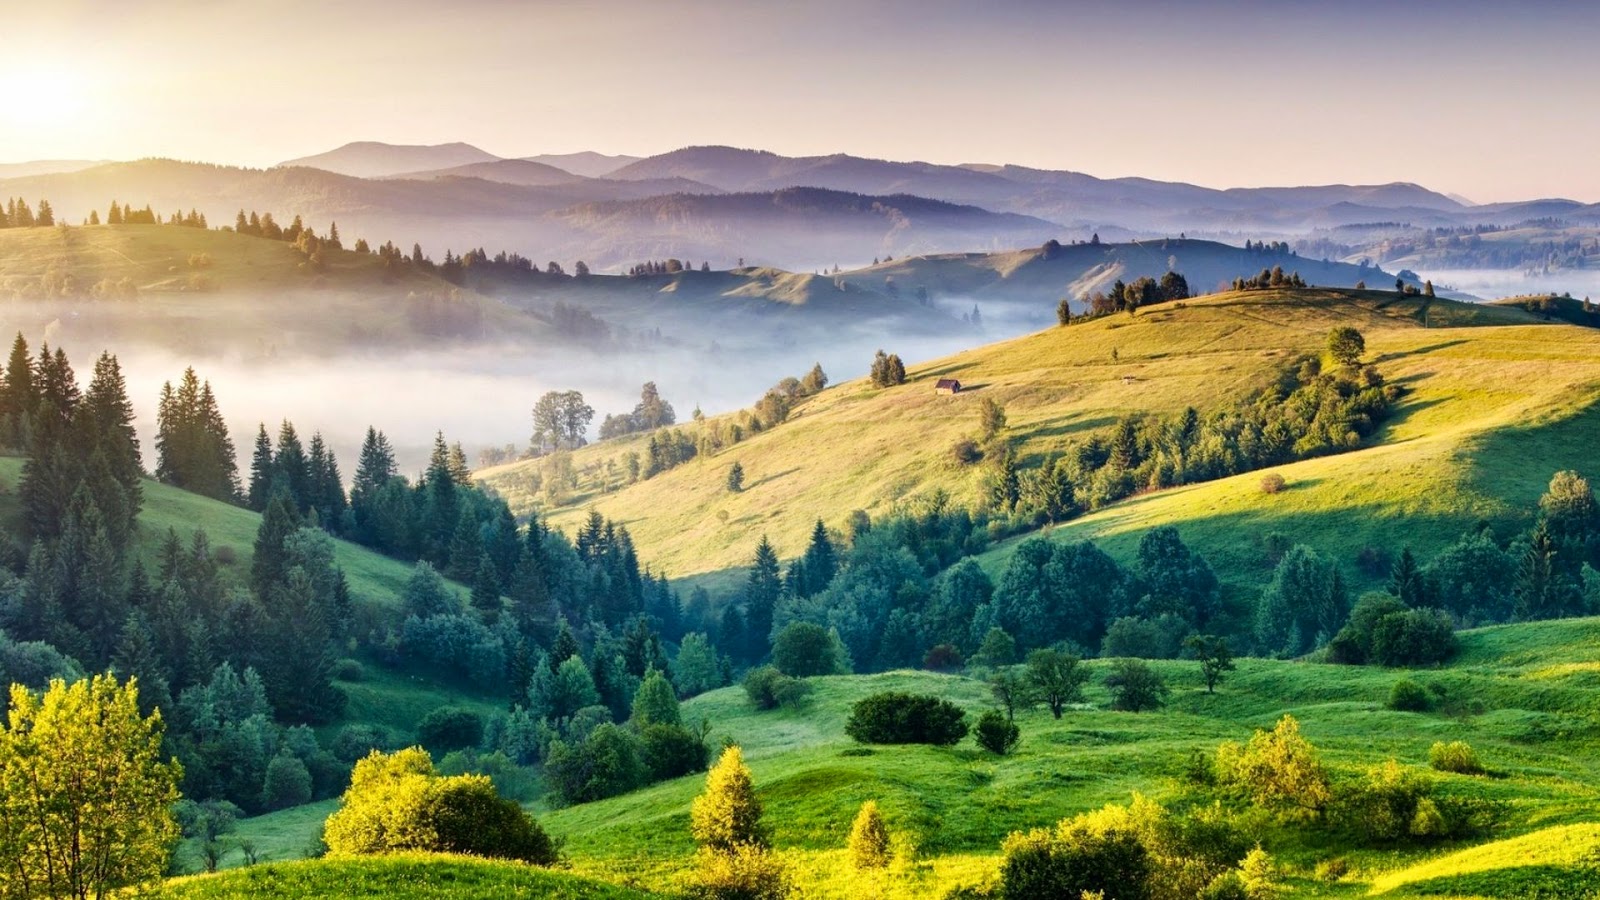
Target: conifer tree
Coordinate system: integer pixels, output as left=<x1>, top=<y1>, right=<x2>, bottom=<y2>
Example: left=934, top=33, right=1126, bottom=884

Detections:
left=690, top=746, right=767, bottom=851
left=273, top=421, right=310, bottom=513
left=251, top=493, right=300, bottom=598
left=744, top=537, right=782, bottom=661
left=848, top=800, right=892, bottom=870
left=801, top=519, right=836, bottom=596
left=470, top=555, right=502, bottom=620
left=1, top=332, right=34, bottom=428
left=247, top=424, right=274, bottom=511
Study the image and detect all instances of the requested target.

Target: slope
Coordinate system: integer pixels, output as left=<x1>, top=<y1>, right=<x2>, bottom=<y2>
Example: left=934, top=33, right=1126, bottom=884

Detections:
left=278, top=141, right=502, bottom=178
left=475, top=288, right=1586, bottom=596
left=164, top=854, right=661, bottom=899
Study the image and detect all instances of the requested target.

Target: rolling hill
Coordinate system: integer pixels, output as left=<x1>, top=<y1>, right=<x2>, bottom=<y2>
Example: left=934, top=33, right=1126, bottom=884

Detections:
left=475, top=287, right=1592, bottom=599
left=278, top=141, right=503, bottom=178
left=523, top=152, right=643, bottom=178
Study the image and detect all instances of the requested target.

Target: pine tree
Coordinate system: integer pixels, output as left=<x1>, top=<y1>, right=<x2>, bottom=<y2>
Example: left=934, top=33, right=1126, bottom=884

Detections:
left=470, top=554, right=502, bottom=621
left=1, top=332, right=34, bottom=429
left=247, top=424, right=274, bottom=511
left=447, top=442, right=472, bottom=485
left=446, top=508, right=484, bottom=582
left=273, top=421, right=310, bottom=513
left=112, top=610, right=172, bottom=715
left=266, top=568, right=344, bottom=723
left=744, top=537, right=782, bottom=661
left=251, top=493, right=301, bottom=598
left=801, top=519, right=836, bottom=596
left=848, top=800, right=892, bottom=870
left=307, top=432, right=345, bottom=525
left=726, top=461, right=744, bottom=493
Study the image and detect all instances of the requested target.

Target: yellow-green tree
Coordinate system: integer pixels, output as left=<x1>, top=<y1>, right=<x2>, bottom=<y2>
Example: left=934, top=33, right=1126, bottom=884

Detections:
left=848, top=800, right=892, bottom=870
left=0, top=675, right=181, bottom=900
left=690, top=745, right=767, bottom=851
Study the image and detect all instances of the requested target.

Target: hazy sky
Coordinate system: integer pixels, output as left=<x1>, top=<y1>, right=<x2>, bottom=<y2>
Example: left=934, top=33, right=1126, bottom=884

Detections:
left=4, top=0, right=1597, bottom=202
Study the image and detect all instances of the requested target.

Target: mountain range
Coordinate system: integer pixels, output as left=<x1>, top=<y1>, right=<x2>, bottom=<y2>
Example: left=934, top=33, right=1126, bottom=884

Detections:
left=4, top=141, right=1599, bottom=272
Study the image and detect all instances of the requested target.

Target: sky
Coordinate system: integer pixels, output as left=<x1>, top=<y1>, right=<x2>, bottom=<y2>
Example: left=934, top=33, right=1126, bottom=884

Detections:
left=3, top=0, right=1598, bottom=202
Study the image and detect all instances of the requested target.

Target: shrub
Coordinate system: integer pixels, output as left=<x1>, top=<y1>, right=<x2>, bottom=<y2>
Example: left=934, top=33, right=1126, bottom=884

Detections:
left=849, top=800, right=892, bottom=870
left=213, top=545, right=238, bottom=566
left=1369, top=609, right=1457, bottom=667
left=437, top=749, right=538, bottom=803
left=543, top=723, right=647, bottom=806
left=845, top=692, right=969, bottom=746
left=417, top=707, right=485, bottom=754
left=1342, top=759, right=1433, bottom=843
left=641, top=723, right=711, bottom=781
left=332, top=659, right=365, bottom=682
left=743, top=666, right=810, bottom=710
left=1387, top=679, right=1432, bottom=712
left=1214, top=715, right=1331, bottom=819
left=1428, top=741, right=1485, bottom=775
left=1101, top=616, right=1189, bottom=660
left=323, top=748, right=556, bottom=865
left=1314, top=857, right=1349, bottom=882
left=952, top=439, right=983, bottom=465
left=923, top=643, right=963, bottom=671
left=1259, top=473, right=1285, bottom=495
left=771, top=622, right=845, bottom=677
left=688, top=844, right=793, bottom=900
left=260, top=753, right=313, bottom=811
left=1104, top=660, right=1169, bottom=712
left=975, top=709, right=1021, bottom=755
left=1000, top=804, right=1152, bottom=900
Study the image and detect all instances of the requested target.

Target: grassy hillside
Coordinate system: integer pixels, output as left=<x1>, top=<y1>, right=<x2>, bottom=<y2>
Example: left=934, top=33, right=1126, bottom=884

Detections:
left=0, top=224, right=545, bottom=354
left=206, top=616, right=1600, bottom=897
left=477, top=287, right=1589, bottom=596
left=164, top=854, right=661, bottom=899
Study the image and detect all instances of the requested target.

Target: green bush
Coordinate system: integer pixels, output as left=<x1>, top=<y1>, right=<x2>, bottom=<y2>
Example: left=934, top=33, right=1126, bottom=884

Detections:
left=260, top=753, right=313, bottom=811
left=543, top=723, right=647, bottom=806
left=1387, top=679, right=1432, bottom=712
left=743, top=665, right=810, bottom=711
left=1428, top=741, right=1485, bottom=775
left=331, top=659, right=365, bottom=682
left=845, top=692, right=968, bottom=746
left=974, top=710, right=1020, bottom=755
left=323, top=747, right=556, bottom=865
left=771, top=622, right=845, bottom=677
left=1000, top=806, right=1151, bottom=900
left=417, top=707, right=485, bottom=753
left=641, top=723, right=710, bottom=781
left=1105, top=659, right=1169, bottom=712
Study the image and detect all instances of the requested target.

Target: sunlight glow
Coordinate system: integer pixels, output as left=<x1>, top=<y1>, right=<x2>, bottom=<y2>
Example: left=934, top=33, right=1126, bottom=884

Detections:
left=0, top=62, right=94, bottom=132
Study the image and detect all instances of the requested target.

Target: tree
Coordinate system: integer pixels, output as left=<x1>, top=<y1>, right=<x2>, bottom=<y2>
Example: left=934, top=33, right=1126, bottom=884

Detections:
left=1184, top=634, right=1235, bottom=693
left=771, top=622, right=844, bottom=677
left=800, top=363, right=828, bottom=395
left=846, top=692, right=968, bottom=745
left=1214, top=714, right=1331, bottom=818
left=691, top=746, right=767, bottom=852
left=979, top=397, right=1007, bottom=442
left=246, top=424, right=274, bottom=511
left=744, top=537, right=782, bottom=661
left=1326, top=326, right=1366, bottom=368
left=1104, top=659, right=1169, bottom=712
left=1387, top=548, right=1430, bottom=607
left=848, top=800, right=892, bottom=870
left=974, top=709, right=1021, bottom=755
left=1057, top=296, right=1073, bottom=326
left=726, top=462, right=744, bottom=493
left=0, top=675, right=181, bottom=900
left=631, top=668, right=682, bottom=728
left=1025, top=649, right=1089, bottom=719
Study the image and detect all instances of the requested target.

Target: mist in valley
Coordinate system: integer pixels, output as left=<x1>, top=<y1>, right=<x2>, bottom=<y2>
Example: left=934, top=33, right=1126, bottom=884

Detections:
left=1419, top=268, right=1600, bottom=302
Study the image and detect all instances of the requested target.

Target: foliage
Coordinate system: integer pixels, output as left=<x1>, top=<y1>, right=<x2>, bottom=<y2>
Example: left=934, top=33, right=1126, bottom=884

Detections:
left=1429, top=740, right=1485, bottom=775
left=687, top=843, right=793, bottom=900
left=1213, top=715, right=1330, bottom=819
left=1325, top=327, right=1366, bottom=368
left=1387, top=678, right=1433, bottom=712
left=1104, top=660, right=1169, bottom=712
left=417, top=707, right=486, bottom=754
left=975, top=709, right=1022, bottom=755
left=544, top=723, right=648, bottom=807
left=845, top=691, right=969, bottom=746
left=742, top=666, right=810, bottom=711
left=848, top=800, right=893, bottom=869
left=771, top=622, right=846, bottom=677
left=691, top=746, right=767, bottom=852
left=324, top=747, right=556, bottom=865
left=999, top=803, right=1152, bottom=900
left=0, top=675, right=181, bottom=900
left=1024, top=649, right=1089, bottom=719
left=1185, top=635, right=1235, bottom=693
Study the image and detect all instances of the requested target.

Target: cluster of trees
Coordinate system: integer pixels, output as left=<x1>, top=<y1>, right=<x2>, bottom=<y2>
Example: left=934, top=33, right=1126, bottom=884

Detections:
left=230, top=209, right=338, bottom=249
left=1077, top=271, right=1191, bottom=319
left=868, top=350, right=906, bottom=388
left=155, top=368, right=240, bottom=502
left=627, top=259, right=711, bottom=275
left=987, top=336, right=1397, bottom=522
left=0, top=197, right=54, bottom=227
left=1231, top=266, right=1308, bottom=291
left=599, top=382, right=676, bottom=440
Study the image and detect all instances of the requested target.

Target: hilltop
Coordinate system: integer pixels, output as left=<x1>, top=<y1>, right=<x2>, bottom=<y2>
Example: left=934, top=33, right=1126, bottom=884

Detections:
left=278, top=141, right=502, bottom=178
left=476, top=287, right=1589, bottom=597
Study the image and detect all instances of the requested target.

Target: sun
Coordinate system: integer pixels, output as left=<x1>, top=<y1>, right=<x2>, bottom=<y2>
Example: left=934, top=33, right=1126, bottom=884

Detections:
left=0, top=63, right=93, bottom=131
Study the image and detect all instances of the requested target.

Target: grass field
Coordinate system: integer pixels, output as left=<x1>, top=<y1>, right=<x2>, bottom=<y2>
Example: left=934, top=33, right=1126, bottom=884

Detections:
left=201, top=615, right=1600, bottom=898
left=477, top=288, right=1600, bottom=598
left=164, top=854, right=663, bottom=899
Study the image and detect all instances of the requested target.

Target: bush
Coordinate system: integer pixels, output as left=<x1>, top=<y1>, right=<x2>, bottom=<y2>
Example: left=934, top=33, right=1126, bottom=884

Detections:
left=543, top=723, right=647, bottom=806
left=1370, top=609, right=1457, bottom=667
left=1428, top=741, right=1485, bottom=775
left=331, top=724, right=396, bottom=763
left=975, top=709, right=1021, bottom=755
left=1387, top=679, right=1432, bottom=712
left=323, top=748, right=556, bottom=865
left=845, top=692, right=968, bottom=746
left=1000, top=805, right=1152, bottom=900
left=1259, top=473, right=1285, bottom=495
left=743, top=666, right=810, bottom=711
left=417, top=707, right=485, bottom=754
left=771, top=622, right=844, bottom=677
left=688, top=844, right=793, bottom=900
left=952, top=439, right=983, bottom=465
left=437, top=749, right=538, bottom=803
left=1214, top=715, right=1331, bottom=819
left=641, top=723, right=711, bottom=781
left=1101, top=615, right=1190, bottom=660
left=849, top=800, right=892, bottom=870
left=332, top=659, right=365, bottom=682
left=1104, top=660, right=1169, bottom=712
left=923, top=643, right=963, bottom=671
left=260, top=753, right=313, bottom=811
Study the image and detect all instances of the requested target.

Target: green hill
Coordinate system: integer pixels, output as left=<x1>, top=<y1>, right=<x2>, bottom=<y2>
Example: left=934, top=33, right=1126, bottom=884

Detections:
left=476, top=287, right=1587, bottom=596
left=200, top=615, right=1600, bottom=897
left=0, top=456, right=499, bottom=739
left=164, top=853, right=661, bottom=899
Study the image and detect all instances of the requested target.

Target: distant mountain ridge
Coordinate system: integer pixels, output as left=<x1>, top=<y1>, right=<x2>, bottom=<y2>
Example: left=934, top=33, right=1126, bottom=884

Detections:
left=278, top=141, right=501, bottom=178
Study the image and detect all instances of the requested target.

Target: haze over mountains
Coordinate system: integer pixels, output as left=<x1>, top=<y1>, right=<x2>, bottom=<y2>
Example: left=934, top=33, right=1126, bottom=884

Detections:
left=4, top=140, right=1600, bottom=275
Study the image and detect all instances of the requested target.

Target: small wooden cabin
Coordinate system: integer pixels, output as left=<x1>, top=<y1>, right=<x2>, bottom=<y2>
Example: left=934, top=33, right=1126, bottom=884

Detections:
left=935, top=378, right=962, bottom=394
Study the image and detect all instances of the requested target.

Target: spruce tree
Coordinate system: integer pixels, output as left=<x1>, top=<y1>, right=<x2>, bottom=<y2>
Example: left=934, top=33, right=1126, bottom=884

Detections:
left=273, top=421, right=310, bottom=513
left=470, top=555, right=502, bottom=621
left=744, top=537, right=782, bottom=662
left=446, top=508, right=484, bottom=582
left=2, top=332, right=34, bottom=427
left=801, top=519, right=836, bottom=595
left=247, top=424, right=274, bottom=511
left=251, top=493, right=301, bottom=599
left=690, top=746, right=767, bottom=851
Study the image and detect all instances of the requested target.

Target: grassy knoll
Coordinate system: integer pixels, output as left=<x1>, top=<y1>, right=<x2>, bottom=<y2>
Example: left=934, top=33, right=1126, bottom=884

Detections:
left=163, top=853, right=662, bottom=899
left=212, top=616, right=1600, bottom=897
left=478, top=287, right=1595, bottom=597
